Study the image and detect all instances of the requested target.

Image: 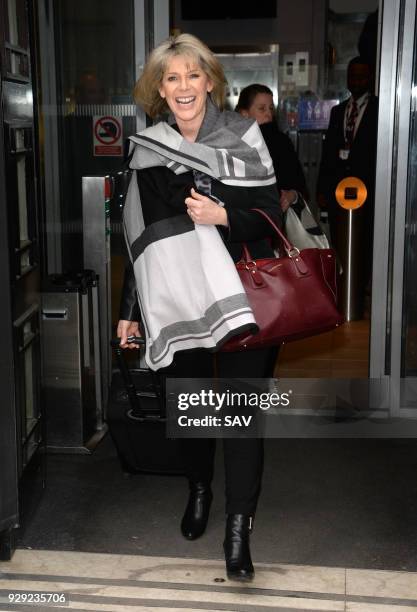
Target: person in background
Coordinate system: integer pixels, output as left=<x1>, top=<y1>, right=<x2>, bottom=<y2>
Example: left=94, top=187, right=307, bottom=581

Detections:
left=317, top=57, right=377, bottom=317
left=117, top=34, right=282, bottom=582
left=235, top=83, right=308, bottom=212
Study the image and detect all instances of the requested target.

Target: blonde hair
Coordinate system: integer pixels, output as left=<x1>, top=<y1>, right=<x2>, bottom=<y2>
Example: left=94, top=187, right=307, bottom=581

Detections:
left=134, top=33, right=227, bottom=118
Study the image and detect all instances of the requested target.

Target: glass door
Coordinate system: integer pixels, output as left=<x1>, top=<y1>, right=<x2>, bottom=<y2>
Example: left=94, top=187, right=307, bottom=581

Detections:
left=370, top=0, right=417, bottom=418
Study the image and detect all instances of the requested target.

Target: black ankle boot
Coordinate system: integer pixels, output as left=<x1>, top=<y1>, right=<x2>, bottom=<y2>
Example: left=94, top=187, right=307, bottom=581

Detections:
left=181, top=482, right=213, bottom=540
left=223, top=514, right=254, bottom=582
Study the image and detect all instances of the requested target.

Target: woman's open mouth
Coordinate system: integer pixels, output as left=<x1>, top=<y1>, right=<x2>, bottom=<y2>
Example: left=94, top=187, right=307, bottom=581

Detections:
left=175, top=96, right=196, bottom=105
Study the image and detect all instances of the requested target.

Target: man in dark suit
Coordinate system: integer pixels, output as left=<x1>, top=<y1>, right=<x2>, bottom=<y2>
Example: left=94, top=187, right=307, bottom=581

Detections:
left=317, top=57, right=378, bottom=317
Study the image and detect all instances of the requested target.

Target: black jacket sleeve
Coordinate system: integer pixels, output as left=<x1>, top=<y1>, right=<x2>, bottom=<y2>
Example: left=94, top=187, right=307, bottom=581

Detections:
left=277, top=135, right=308, bottom=199
left=224, top=184, right=283, bottom=243
left=260, top=122, right=309, bottom=199
left=119, top=261, right=140, bottom=322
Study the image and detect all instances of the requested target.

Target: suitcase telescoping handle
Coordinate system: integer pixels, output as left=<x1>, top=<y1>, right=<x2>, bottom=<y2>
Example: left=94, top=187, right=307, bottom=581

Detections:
left=110, top=336, right=146, bottom=416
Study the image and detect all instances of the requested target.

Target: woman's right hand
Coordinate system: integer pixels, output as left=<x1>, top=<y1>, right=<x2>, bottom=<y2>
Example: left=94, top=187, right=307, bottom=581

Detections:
left=117, top=319, right=141, bottom=349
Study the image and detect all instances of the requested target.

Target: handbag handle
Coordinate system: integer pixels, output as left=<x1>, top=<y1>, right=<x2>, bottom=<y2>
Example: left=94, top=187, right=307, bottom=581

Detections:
left=239, top=208, right=300, bottom=262
left=251, top=208, right=298, bottom=255
left=249, top=208, right=309, bottom=277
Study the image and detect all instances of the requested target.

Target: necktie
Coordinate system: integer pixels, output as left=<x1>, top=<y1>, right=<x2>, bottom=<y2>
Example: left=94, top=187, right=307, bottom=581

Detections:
left=345, top=100, right=358, bottom=148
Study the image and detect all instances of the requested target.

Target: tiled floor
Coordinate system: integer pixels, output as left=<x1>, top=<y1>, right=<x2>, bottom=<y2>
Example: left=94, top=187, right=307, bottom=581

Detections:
left=1, top=549, right=417, bottom=611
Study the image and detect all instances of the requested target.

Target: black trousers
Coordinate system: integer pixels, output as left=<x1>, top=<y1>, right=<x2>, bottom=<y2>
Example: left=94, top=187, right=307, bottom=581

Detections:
left=161, top=347, right=277, bottom=515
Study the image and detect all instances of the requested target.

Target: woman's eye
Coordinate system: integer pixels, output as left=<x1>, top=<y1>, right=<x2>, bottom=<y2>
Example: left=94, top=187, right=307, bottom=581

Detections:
left=167, top=76, right=177, bottom=82
left=190, top=73, right=200, bottom=79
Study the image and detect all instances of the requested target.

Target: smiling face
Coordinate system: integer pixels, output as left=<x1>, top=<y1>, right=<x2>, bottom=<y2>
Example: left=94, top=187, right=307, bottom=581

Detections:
left=242, top=92, right=275, bottom=125
left=159, top=54, right=213, bottom=138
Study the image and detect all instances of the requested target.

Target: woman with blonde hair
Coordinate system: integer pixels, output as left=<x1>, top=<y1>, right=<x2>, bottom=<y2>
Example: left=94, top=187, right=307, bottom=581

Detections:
left=118, top=33, right=282, bottom=582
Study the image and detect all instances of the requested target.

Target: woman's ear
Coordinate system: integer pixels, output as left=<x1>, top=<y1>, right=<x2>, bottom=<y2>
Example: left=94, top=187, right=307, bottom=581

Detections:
left=158, top=85, right=166, bottom=99
left=207, top=80, right=214, bottom=93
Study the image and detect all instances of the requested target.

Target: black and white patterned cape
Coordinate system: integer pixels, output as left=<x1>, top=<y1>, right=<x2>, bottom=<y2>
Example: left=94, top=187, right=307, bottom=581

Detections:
left=123, top=105, right=276, bottom=370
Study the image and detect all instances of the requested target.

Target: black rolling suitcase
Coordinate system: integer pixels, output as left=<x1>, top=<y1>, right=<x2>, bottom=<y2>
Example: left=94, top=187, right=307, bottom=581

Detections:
left=107, top=338, right=185, bottom=474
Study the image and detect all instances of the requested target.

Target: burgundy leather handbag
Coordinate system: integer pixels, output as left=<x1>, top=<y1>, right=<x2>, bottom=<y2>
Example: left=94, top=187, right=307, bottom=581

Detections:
left=221, top=208, right=344, bottom=352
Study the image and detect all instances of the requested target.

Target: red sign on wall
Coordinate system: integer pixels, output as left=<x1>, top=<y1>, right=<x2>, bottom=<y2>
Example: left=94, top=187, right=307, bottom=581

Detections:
left=93, top=116, right=123, bottom=156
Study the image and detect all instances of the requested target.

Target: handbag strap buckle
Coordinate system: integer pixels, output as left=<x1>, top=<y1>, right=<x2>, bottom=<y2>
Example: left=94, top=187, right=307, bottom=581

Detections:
left=245, top=260, right=265, bottom=287
left=286, top=246, right=301, bottom=258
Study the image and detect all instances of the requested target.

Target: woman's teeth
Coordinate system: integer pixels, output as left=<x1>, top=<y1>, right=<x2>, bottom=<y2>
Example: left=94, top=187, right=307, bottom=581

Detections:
left=176, top=97, right=196, bottom=105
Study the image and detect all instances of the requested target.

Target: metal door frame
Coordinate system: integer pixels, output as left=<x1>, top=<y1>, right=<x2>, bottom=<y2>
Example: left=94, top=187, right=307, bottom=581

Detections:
left=134, top=0, right=169, bottom=132
left=0, top=76, right=19, bottom=564
left=370, top=0, right=417, bottom=415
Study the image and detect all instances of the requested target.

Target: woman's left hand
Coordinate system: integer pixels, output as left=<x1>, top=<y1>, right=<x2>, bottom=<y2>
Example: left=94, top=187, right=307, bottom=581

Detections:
left=185, top=188, right=228, bottom=226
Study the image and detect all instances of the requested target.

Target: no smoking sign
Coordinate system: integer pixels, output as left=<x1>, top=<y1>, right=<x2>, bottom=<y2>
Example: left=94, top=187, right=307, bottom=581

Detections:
left=93, top=116, right=123, bottom=156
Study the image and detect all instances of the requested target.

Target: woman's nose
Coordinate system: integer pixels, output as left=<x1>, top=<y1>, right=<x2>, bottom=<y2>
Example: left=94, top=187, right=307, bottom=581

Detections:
left=178, top=77, right=189, bottom=90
